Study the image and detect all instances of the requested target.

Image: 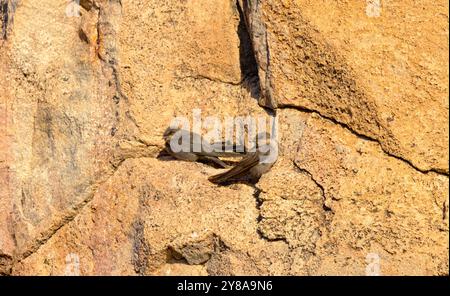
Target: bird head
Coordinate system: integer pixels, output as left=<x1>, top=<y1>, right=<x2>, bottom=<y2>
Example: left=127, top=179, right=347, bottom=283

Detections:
left=163, top=126, right=180, bottom=142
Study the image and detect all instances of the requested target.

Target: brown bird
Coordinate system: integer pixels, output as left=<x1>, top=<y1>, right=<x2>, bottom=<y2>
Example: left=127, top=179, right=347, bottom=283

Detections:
left=163, top=127, right=246, bottom=168
left=208, top=132, right=278, bottom=184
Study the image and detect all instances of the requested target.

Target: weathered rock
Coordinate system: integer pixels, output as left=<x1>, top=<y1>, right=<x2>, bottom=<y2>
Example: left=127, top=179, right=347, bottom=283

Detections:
left=293, top=111, right=449, bottom=275
left=253, top=109, right=447, bottom=275
left=12, top=159, right=259, bottom=275
left=0, top=0, right=132, bottom=263
left=1, top=0, right=448, bottom=276
left=241, top=0, right=449, bottom=174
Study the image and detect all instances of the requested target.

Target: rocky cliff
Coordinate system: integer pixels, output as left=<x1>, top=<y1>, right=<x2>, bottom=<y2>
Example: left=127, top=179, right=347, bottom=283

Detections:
left=1, top=0, right=448, bottom=275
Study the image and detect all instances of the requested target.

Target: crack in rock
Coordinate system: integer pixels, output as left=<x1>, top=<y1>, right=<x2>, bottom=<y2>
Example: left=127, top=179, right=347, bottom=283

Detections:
left=237, top=0, right=276, bottom=108
left=0, top=0, right=17, bottom=41
left=292, top=160, right=332, bottom=212
left=282, top=105, right=449, bottom=177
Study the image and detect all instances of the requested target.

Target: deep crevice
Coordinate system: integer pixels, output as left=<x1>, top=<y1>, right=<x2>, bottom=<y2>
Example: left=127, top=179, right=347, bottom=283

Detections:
left=165, top=247, right=189, bottom=265
left=253, top=187, right=263, bottom=223
left=0, top=254, right=13, bottom=275
left=236, top=0, right=261, bottom=100
left=0, top=1, right=8, bottom=40
left=0, top=0, right=16, bottom=40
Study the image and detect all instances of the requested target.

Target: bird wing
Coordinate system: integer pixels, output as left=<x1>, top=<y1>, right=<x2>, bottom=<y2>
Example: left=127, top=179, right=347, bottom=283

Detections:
left=201, top=140, right=247, bottom=157
left=207, top=141, right=247, bottom=157
left=208, top=152, right=260, bottom=184
left=211, top=140, right=247, bottom=151
left=166, top=129, right=246, bottom=157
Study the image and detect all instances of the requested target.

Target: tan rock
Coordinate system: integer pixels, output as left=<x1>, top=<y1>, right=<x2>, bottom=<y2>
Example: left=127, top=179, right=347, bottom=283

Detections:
left=1, top=0, right=448, bottom=276
left=0, top=0, right=127, bottom=260
left=292, top=110, right=448, bottom=275
left=12, top=158, right=257, bottom=275
left=242, top=0, right=449, bottom=173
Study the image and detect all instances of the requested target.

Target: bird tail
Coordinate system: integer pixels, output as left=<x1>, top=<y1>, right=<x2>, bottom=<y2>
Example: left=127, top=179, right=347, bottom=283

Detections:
left=208, top=170, right=236, bottom=184
left=208, top=173, right=227, bottom=184
left=208, top=152, right=259, bottom=184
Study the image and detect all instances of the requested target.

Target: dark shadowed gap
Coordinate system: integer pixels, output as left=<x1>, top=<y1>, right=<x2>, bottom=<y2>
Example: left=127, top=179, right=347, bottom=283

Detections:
left=1, top=0, right=16, bottom=41
left=1, top=0, right=8, bottom=40
left=236, top=0, right=261, bottom=100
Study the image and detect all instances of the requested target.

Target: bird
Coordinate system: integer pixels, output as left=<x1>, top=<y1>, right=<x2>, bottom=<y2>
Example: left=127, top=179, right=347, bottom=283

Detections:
left=208, top=132, right=278, bottom=184
left=163, top=127, right=247, bottom=168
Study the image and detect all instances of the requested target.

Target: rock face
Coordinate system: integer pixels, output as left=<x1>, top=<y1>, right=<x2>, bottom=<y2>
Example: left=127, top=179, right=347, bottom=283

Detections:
left=241, top=0, right=449, bottom=174
left=1, top=0, right=448, bottom=275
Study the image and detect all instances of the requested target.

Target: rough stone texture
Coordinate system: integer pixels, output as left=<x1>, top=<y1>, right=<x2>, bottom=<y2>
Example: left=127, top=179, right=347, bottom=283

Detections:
left=0, top=0, right=130, bottom=265
left=243, top=0, right=449, bottom=174
left=1, top=0, right=448, bottom=275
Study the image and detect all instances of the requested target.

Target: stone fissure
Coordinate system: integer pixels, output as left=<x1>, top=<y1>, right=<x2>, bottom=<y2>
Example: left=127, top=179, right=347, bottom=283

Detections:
left=0, top=0, right=16, bottom=41
left=238, top=0, right=276, bottom=108
left=14, top=154, right=134, bottom=266
left=292, top=161, right=331, bottom=214
left=280, top=104, right=449, bottom=177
